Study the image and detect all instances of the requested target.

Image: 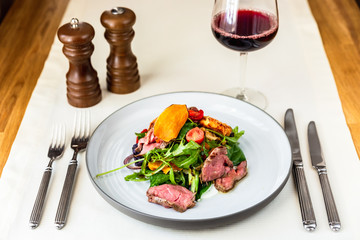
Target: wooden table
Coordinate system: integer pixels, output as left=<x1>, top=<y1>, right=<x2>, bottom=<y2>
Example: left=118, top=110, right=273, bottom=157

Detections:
left=0, top=0, right=359, bottom=176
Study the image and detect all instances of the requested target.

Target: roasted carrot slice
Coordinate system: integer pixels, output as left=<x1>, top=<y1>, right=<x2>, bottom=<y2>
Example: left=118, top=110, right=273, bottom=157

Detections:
left=148, top=161, right=181, bottom=174
left=154, top=104, right=188, bottom=142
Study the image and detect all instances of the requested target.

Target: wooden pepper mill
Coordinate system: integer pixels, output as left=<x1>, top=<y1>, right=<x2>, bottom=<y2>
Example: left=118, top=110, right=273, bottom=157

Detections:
left=57, top=18, right=102, bottom=108
left=101, top=7, right=140, bottom=94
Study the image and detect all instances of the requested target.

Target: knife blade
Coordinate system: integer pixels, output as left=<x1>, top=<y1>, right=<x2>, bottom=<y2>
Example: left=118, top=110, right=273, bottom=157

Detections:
left=284, top=109, right=316, bottom=231
left=308, top=121, right=341, bottom=231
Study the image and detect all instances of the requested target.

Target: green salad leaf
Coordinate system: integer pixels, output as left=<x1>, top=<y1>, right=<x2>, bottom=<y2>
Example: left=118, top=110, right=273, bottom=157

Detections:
left=196, top=182, right=212, bottom=200
left=227, top=143, right=246, bottom=166
left=173, top=150, right=201, bottom=169
left=149, top=172, right=170, bottom=187
left=167, top=140, right=201, bottom=157
left=177, top=122, right=197, bottom=140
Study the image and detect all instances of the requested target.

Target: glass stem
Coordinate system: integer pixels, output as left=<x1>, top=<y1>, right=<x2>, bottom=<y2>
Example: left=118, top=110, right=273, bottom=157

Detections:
left=237, top=52, right=248, bottom=100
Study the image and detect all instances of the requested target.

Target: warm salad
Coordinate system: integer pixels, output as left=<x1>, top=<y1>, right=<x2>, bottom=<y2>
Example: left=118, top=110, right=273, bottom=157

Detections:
left=97, top=104, right=247, bottom=212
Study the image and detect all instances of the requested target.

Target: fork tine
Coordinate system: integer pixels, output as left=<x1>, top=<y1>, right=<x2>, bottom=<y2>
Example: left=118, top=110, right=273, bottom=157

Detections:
left=57, top=124, right=66, bottom=148
left=50, top=124, right=60, bottom=149
left=52, top=124, right=63, bottom=149
left=50, top=125, right=56, bottom=149
left=85, top=111, right=91, bottom=139
left=73, top=111, right=91, bottom=139
left=73, top=112, right=80, bottom=139
left=54, top=125, right=61, bottom=148
left=73, top=111, right=90, bottom=138
left=79, top=111, right=86, bottom=138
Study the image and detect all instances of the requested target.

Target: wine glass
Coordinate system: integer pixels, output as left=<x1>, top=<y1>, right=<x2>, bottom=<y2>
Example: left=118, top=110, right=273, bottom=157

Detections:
left=211, top=0, right=279, bottom=109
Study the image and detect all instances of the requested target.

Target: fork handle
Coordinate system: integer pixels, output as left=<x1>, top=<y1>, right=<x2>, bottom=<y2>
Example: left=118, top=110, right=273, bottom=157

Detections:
left=55, top=159, right=78, bottom=229
left=29, top=167, right=52, bottom=229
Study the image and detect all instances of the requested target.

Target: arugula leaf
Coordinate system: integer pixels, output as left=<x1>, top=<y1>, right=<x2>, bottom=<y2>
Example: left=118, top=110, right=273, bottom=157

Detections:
left=225, top=127, right=245, bottom=144
left=227, top=144, right=246, bottom=166
left=149, top=171, right=187, bottom=188
left=206, top=126, right=244, bottom=144
left=124, top=172, right=148, bottom=181
left=135, top=132, right=146, bottom=139
left=95, top=158, right=144, bottom=178
left=196, top=182, right=212, bottom=200
left=175, top=171, right=187, bottom=187
left=169, top=140, right=201, bottom=157
left=149, top=173, right=170, bottom=187
left=205, top=139, right=222, bottom=150
left=173, top=150, right=201, bottom=169
left=177, top=122, right=197, bottom=140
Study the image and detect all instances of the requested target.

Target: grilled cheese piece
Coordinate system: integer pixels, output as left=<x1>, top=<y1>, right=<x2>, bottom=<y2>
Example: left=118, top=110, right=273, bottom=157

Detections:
left=199, top=116, right=232, bottom=136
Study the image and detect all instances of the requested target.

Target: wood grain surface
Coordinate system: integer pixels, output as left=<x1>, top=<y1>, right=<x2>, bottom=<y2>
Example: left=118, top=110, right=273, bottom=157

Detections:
left=308, top=0, right=360, bottom=157
left=0, top=0, right=70, bottom=176
left=0, top=0, right=359, bottom=176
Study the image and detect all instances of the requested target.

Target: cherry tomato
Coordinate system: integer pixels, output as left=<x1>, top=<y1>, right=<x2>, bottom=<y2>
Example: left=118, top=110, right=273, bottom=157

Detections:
left=186, top=127, right=204, bottom=144
left=188, top=108, right=204, bottom=121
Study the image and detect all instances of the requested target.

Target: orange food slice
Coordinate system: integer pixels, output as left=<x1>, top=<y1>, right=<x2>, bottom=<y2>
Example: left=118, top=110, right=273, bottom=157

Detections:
left=154, top=104, right=188, bottom=142
left=148, top=161, right=182, bottom=174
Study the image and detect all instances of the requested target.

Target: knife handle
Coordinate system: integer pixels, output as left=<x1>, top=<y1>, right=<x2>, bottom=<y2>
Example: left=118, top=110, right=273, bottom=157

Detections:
left=293, top=164, right=317, bottom=231
left=318, top=169, right=341, bottom=231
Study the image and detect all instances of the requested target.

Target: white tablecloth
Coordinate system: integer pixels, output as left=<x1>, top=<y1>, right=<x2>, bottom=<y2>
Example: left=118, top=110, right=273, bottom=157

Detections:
left=1, top=0, right=359, bottom=239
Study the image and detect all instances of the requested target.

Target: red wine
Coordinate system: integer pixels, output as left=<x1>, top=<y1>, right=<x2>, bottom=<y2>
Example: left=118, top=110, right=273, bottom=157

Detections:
left=212, top=9, right=278, bottom=52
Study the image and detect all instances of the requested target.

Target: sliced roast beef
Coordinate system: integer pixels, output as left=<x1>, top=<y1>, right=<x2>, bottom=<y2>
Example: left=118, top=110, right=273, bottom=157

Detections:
left=214, top=160, right=247, bottom=192
left=200, top=146, right=233, bottom=182
left=135, top=128, right=167, bottom=155
left=146, top=184, right=196, bottom=212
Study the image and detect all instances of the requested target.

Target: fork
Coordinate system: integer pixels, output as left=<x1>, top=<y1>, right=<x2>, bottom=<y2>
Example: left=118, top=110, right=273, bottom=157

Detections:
left=29, top=124, right=66, bottom=229
left=55, top=111, right=90, bottom=229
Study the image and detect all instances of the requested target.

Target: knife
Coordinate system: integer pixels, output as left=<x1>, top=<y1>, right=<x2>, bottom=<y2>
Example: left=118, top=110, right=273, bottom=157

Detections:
left=308, top=121, right=341, bottom=231
left=284, top=109, right=316, bottom=231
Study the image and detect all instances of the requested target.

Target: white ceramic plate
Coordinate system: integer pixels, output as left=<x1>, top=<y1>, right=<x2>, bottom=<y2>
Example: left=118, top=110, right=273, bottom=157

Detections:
left=86, top=92, right=291, bottom=222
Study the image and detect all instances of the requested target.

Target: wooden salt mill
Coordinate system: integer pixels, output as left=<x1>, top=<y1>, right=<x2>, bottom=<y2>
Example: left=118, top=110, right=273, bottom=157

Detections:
left=57, top=18, right=102, bottom=108
left=101, top=7, right=140, bottom=94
